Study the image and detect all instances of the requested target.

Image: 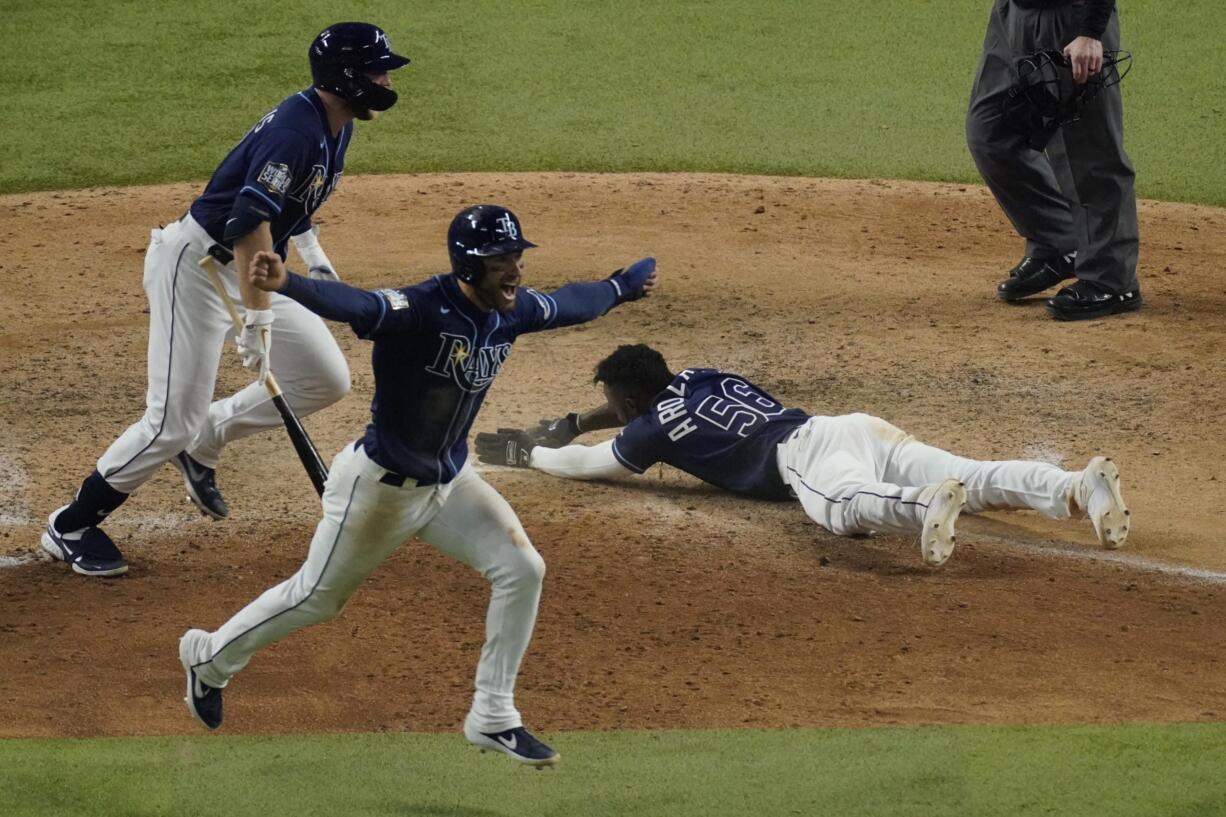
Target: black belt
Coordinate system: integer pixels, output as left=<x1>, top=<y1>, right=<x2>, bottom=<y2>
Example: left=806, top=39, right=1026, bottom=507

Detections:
left=348, top=442, right=413, bottom=487
left=207, top=244, right=234, bottom=265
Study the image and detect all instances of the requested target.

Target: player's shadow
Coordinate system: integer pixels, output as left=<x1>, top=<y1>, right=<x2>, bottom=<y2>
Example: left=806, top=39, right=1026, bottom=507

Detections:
left=811, top=534, right=953, bottom=578
left=569, top=477, right=1058, bottom=580
left=808, top=520, right=1042, bottom=581
left=578, top=474, right=725, bottom=498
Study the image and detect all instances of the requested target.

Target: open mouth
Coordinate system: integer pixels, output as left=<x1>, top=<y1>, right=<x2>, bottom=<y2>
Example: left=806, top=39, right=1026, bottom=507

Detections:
left=500, top=282, right=518, bottom=300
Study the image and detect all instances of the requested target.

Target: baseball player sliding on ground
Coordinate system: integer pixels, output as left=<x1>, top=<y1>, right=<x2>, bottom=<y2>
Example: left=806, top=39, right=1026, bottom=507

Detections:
left=178, top=205, right=659, bottom=768
left=41, top=23, right=408, bottom=576
left=477, top=344, right=1131, bottom=564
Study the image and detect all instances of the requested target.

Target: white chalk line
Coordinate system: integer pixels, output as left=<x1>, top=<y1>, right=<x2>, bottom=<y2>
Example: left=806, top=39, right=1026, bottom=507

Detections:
left=976, top=533, right=1226, bottom=585
left=1019, top=442, right=1066, bottom=467
left=4, top=453, right=1222, bottom=584
left=0, top=450, right=32, bottom=527
left=1, top=510, right=205, bottom=532
left=0, top=552, right=50, bottom=568
left=482, top=458, right=1226, bottom=585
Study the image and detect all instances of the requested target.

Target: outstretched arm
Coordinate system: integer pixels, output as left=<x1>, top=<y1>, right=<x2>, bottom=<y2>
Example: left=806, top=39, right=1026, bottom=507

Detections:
left=248, top=250, right=400, bottom=336
left=531, top=440, right=635, bottom=480
left=528, top=404, right=623, bottom=447
left=522, top=257, right=658, bottom=332
left=475, top=431, right=635, bottom=481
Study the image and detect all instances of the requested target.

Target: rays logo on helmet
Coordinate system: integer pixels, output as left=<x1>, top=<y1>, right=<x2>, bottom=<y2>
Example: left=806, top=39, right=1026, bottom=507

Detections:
left=495, top=214, right=519, bottom=241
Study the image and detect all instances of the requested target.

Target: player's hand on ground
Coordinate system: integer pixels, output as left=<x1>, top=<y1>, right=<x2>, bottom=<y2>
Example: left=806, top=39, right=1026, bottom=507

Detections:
left=237, top=308, right=274, bottom=383
left=248, top=250, right=288, bottom=292
left=610, top=257, right=657, bottom=301
left=530, top=414, right=581, bottom=447
left=1063, top=36, right=1103, bottom=84
left=475, top=429, right=536, bottom=468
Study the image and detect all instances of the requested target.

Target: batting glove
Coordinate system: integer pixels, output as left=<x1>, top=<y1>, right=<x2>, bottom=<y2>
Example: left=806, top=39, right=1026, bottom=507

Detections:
left=291, top=226, right=341, bottom=282
left=237, top=308, right=274, bottom=384
left=608, top=257, right=656, bottom=302
left=530, top=413, right=582, bottom=447
left=475, top=429, right=536, bottom=468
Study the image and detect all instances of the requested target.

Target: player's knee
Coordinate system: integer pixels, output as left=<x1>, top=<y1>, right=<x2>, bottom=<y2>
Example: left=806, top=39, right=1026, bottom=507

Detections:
left=156, top=425, right=198, bottom=459
left=319, top=358, right=352, bottom=404
left=310, top=360, right=351, bottom=405
left=286, top=363, right=351, bottom=412
left=298, top=583, right=349, bottom=623
left=506, top=544, right=546, bottom=587
left=309, top=594, right=348, bottom=622
left=965, top=127, right=1008, bottom=166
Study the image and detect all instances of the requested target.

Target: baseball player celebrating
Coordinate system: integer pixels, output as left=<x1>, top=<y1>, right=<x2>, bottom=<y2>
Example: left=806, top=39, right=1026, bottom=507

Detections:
left=177, top=205, right=659, bottom=767
left=476, top=344, right=1131, bottom=564
left=40, top=23, right=409, bottom=576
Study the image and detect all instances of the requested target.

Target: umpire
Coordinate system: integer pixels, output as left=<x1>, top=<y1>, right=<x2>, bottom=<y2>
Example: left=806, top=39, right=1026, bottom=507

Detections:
left=966, top=0, right=1140, bottom=320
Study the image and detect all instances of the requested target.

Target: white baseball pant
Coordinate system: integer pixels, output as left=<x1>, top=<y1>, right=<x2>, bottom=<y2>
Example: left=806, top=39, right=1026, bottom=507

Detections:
left=94, top=214, right=349, bottom=492
left=181, top=442, right=545, bottom=733
left=776, top=413, right=1078, bottom=535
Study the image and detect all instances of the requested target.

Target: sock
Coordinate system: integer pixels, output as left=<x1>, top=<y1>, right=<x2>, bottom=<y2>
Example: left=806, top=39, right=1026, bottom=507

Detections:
left=54, top=471, right=128, bottom=533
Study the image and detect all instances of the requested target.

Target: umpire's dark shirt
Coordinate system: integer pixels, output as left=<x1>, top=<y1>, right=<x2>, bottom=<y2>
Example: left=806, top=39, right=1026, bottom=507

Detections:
left=1011, top=0, right=1115, bottom=39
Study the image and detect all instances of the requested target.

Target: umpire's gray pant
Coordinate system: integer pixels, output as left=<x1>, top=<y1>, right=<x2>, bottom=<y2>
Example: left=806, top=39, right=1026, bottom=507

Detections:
left=966, top=0, right=1138, bottom=294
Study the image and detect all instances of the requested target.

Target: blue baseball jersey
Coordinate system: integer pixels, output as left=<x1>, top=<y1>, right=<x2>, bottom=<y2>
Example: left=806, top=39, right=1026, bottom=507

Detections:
left=189, top=88, right=350, bottom=258
left=282, top=271, right=629, bottom=484
left=611, top=369, right=810, bottom=499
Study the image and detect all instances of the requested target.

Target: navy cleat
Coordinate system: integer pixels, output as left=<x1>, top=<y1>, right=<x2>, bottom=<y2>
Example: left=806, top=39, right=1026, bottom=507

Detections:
left=464, top=723, right=559, bottom=767
left=172, top=452, right=229, bottom=520
left=40, top=507, right=128, bottom=577
left=179, top=629, right=224, bottom=730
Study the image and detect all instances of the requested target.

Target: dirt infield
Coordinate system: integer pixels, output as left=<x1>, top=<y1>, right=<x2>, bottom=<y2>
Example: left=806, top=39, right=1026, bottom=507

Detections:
left=2, top=173, right=1225, bottom=739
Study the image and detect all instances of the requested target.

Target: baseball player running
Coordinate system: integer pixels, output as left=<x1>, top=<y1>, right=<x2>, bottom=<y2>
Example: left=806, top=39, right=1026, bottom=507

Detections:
left=178, top=205, right=659, bottom=768
left=476, top=344, right=1131, bottom=565
left=40, top=23, right=409, bottom=577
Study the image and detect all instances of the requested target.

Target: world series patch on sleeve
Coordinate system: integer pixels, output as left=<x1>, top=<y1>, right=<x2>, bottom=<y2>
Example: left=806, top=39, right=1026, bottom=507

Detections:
left=378, top=289, right=411, bottom=310
left=257, top=162, right=292, bottom=195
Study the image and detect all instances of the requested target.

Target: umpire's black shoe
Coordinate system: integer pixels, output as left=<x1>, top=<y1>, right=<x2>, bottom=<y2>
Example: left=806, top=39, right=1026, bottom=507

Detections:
left=172, top=452, right=229, bottom=520
left=997, top=253, right=1076, bottom=302
left=1046, top=280, right=1143, bottom=321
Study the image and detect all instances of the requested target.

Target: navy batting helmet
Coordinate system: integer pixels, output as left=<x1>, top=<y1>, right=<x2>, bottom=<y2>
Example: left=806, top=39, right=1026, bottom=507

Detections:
left=309, top=22, right=410, bottom=112
left=448, top=205, right=538, bottom=283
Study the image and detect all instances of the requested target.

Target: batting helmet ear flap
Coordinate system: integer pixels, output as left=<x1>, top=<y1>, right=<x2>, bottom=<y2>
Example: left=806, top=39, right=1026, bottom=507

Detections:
left=310, top=22, right=410, bottom=112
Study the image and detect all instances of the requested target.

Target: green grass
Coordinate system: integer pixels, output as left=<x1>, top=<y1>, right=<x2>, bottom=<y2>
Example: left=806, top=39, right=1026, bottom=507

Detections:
left=3, top=724, right=1225, bottom=817
left=2, top=1, right=1223, bottom=203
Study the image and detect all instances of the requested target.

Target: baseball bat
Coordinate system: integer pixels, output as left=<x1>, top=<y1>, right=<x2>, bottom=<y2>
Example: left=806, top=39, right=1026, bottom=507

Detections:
left=199, top=255, right=329, bottom=497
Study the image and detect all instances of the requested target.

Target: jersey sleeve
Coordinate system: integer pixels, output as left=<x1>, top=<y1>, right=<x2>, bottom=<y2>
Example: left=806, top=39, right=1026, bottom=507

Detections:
left=510, top=287, right=558, bottom=333
left=224, top=126, right=314, bottom=240
left=280, top=273, right=422, bottom=338
left=610, top=417, right=663, bottom=474
left=510, top=281, right=620, bottom=335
